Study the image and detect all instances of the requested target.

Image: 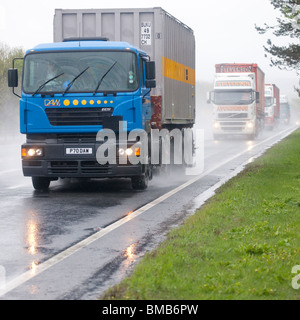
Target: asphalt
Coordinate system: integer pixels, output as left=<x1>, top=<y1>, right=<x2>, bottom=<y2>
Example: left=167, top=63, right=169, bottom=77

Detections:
left=0, top=121, right=298, bottom=299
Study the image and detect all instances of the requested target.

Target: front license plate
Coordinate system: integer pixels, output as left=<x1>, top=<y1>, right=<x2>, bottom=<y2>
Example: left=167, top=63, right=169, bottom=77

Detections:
left=66, top=147, right=93, bottom=155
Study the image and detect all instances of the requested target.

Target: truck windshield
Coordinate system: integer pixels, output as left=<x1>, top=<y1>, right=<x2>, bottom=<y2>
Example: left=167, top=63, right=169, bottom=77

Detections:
left=23, top=51, right=139, bottom=94
left=280, top=104, right=290, bottom=116
left=265, top=97, right=273, bottom=107
left=214, top=90, right=253, bottom=105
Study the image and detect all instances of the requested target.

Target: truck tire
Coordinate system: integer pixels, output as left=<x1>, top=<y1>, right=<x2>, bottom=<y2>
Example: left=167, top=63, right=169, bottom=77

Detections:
left=131, top=174, right=149, bottom=190
left=32, top=177, right=51, bottom=191
left=213, top=134, right=223, bottom=140
left=247, top=133, right=256, bottom=140
left=131, top=161, right=152, bottom=190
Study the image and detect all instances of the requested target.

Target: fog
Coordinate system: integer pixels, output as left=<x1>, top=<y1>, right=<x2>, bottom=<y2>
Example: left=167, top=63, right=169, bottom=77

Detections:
left=0, top=101, right=22, bottom=143
left=1, top=0, right=300, bottom=140
left=1, top=0, right=299, bottom=100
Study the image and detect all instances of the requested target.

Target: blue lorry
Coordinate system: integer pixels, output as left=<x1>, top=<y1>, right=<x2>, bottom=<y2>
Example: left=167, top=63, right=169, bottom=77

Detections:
left=8, top=8, right=195, bottom=191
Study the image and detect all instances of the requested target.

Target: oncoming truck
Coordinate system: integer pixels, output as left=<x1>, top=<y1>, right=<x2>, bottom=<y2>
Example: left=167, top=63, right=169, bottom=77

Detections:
left=208, top=63, right=265, bottom=140
left=8, top=7, right=195, bottom=191
left=264, top=84, right=280, bottom=130
left=280, top=95, right=290, bottom=125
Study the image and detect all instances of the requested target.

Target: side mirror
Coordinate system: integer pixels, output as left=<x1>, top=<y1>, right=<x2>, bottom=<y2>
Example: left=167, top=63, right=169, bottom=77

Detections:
left=256, top=91, right=260, bottom=103
left=207, top=91, right=215, bottom=104
left=145, top=61, right=156, bottom=80
left=8, top=69, right=18, bottom=87
left=146, top=79, right=156, bottom=89
left=207, top=91, right=211, bottom=104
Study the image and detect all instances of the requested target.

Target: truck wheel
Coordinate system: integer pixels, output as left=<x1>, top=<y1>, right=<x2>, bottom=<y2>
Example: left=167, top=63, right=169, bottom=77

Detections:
left=131, top=174, right=148, bottom=190
left=247, top=134, right=255, bottom=140
left=32, top=177, right=51, bottom=191
left=213, top=134, right=223, bottom=140
left=131, top=162, right=152, bottom=190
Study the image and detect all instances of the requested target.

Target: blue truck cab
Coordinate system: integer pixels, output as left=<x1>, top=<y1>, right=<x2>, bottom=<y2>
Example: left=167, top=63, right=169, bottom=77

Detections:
left=8, top=38, right=156, bottom=190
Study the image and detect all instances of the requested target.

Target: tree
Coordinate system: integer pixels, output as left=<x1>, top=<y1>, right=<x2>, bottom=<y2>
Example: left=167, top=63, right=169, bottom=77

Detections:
left=0, top=43, right=24, bottom=137
left=255, top=0, right=300, bottom=95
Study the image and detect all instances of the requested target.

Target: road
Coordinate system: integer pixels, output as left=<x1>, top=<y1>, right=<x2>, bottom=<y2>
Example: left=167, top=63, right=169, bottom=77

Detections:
left=0, top=120, right=298, bottom=300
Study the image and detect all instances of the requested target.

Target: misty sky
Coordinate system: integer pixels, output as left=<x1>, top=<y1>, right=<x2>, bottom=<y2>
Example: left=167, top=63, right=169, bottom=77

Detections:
left=0, top=0, right=299, bottom=100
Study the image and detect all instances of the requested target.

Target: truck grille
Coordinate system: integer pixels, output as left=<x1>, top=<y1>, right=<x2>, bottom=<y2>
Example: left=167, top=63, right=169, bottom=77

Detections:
left=57, top=134, right=97, bottom=143
left=220, top=122, right=245, bottom=126
left=48, top=161, right=112, bottom=175
left=221, top=127, right=243, bottom=132
left=217, top=113, right=248, bottom=119
left=49, top=161, right=78, bottom=174
left=45, top=107, right=113, bottom=126
left=81, top=161, right=112, bottom=174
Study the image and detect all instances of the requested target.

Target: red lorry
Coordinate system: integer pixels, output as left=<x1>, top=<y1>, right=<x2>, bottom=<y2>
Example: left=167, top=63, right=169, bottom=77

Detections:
left=265, top=84, right=280, bottom=129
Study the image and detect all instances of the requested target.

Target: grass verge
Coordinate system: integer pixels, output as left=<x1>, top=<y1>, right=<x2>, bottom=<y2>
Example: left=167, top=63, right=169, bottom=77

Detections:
left=103, top=129, right=300, bottom=300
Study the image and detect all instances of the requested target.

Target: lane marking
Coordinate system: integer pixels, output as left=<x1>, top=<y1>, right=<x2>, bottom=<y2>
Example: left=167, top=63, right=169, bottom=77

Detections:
left=0, top=125, right=297, bottom=297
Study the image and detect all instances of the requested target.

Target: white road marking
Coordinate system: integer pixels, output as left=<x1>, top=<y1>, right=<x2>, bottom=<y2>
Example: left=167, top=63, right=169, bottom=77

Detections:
left=0, top=125, right=297, bottom=297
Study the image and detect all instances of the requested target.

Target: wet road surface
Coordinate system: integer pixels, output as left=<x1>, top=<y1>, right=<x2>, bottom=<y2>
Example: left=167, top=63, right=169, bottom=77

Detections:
left=0, top=123, right=298, bottom=299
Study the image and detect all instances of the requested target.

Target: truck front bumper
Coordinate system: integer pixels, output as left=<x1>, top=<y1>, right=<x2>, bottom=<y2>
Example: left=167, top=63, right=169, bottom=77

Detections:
left=21, top=142, right=143, bottom=178
left=265, top=117, right=274, bottom=127
left=213, top=120, right=255, bottom=135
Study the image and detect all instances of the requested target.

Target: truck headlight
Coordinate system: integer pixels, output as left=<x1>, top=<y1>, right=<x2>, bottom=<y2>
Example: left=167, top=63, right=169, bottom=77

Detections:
left=118, top=147, right=140, bottom=157
left=35, top=148, right=43, bottom=156
left=246, top=121, right=254, bottom=129
left=118, top=148, right=133, bottom=156
left=125, top=148, right=133, bottom=156
left=118, top=148, right=125, bottom=156
left=22, top=147, right=44, bottom=157
left=213, top=121, right=220, bottom=129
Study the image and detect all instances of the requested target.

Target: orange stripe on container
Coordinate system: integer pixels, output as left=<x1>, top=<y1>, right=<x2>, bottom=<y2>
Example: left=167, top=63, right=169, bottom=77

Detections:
left=162, top=57, right=195, bottom=85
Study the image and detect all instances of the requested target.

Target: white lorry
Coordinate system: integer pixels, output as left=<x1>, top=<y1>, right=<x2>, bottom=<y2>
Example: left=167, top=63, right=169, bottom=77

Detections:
left=208, top=63, right=265, bottom=140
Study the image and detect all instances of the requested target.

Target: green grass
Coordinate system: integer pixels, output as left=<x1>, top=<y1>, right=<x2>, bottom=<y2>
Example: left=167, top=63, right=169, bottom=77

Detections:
left=103, top=129, right=300, bottom=300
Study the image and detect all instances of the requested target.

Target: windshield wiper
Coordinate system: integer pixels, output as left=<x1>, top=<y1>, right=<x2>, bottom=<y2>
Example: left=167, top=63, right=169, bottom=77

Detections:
left=32, top=73, right=64, bottom=96
left=93, top=61, right=117, bottom=95
left=63, top=66, right=90, bottom=96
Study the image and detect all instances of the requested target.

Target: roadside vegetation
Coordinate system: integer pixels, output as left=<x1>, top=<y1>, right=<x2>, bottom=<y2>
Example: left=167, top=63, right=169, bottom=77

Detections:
left=256, top=0, right=300, bottom=96
left=103, top=129, right=300, bottom=300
